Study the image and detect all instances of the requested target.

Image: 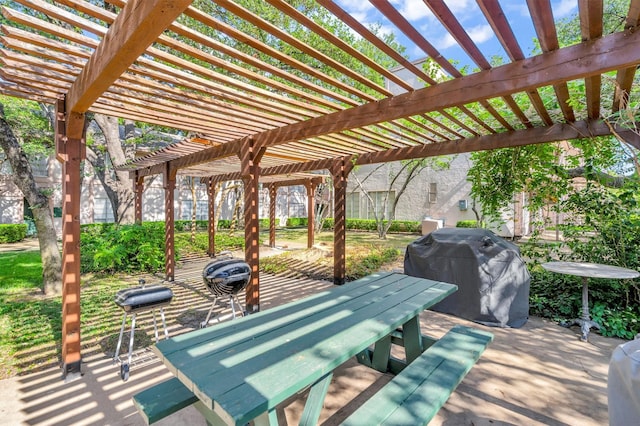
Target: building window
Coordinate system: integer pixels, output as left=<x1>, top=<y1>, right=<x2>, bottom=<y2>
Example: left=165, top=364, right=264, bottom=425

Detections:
left=31, top=156, right=49, bottom=177
left=94, top=198, right=115, bottom=223
left=346, top=192, right=360, bottom=218
left=429, top=183, right=437, bottom=204
left=181, top=200, right=208, bottom=221
left=366, top=191, right=395, bottom=219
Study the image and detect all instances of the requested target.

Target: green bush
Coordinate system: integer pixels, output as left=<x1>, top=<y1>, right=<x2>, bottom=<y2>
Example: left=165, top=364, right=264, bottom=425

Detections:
left=175, top=220, right=208, bottom=231
left=81, top=222, right=247, bottom=274
left=286, top=217, right=308, bottom=227
left=456, top=220, right=479, bottom=228
left=81, top=222, right=165, bottom=274
left=0, top=224, right=27, bottom=243
left=320, top=218, right=420, bottom=233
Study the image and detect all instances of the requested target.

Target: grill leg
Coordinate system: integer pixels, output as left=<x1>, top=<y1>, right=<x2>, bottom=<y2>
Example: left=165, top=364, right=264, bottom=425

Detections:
left=200, top=297, right=219, bottom=328
left=152, top=311, right=159, bottom=343
left=160, top=307, right=169, bottom=339
left=114, top=312, right=128, bottom=363
left=127, top=313, right=137, bottom=367
left=231, top=295, right=245, bottom=319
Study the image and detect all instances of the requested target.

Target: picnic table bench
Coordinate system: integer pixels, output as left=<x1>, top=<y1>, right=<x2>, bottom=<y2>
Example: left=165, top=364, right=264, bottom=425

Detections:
left=132, top=272, right=492, bottom=425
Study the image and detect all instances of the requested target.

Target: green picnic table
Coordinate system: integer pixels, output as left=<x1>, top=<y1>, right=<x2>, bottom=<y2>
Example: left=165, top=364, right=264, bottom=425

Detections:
left=134, top=272, right=492, bottom=425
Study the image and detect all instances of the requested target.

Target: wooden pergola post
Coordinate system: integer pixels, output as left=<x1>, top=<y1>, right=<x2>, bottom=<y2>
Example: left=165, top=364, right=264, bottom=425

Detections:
left=134, top=171, right=144, bottom=224
left=305, top=180, right=317, bottom=249
left=268, top=183, right=277, bottom=248
left=55, top=97, right=86, bottom=380
left=240, top=138, right=265, bottom=312
left=164, top=164, right=176, bottom=281
left=330, top=158, right=354, bottom=285
left=207, top=177, right=217, bottom=257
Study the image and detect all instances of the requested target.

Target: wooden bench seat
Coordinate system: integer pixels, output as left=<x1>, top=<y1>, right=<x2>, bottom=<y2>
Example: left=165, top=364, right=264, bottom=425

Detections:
left=132, top=377, right=199, bottom=425
left=342, top=325, right=493, bottom=426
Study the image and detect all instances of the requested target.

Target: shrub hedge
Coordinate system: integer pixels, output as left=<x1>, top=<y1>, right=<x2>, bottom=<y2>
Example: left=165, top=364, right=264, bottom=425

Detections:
left=80, top=222, right=244, bottom=274
left=320, top=218, right=420, bottom=233
left=0, top=224, right=28, bottom=243
left=456, top=220, right=479, bottom=228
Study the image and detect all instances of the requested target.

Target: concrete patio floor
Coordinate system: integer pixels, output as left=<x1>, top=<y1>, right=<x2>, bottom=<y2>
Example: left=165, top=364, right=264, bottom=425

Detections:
left=0, top=254, right=625, bottom=425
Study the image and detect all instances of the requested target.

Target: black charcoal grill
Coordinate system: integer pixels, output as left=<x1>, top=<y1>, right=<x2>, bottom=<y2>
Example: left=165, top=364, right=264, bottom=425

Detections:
left=113, top=280, right=173, bottom=381
left=201, top=251, right=251, bottom=328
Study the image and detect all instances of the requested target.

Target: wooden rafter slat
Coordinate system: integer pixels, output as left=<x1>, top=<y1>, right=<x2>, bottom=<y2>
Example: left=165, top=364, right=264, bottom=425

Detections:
left=528, top=0, right=576, bottom=122
left=63, top=0, right=192, bottom=118
left=423, top=0, right=531, bottom=128
left=579, top=0, right=603, bottom=119
left=62, top=0, right=371, bottom=106
left=0, top=53, right=263, bottom=138
left=2, top=2, right=452, bottom=152
left=5, top=3, right=332, bottom=118
left=0, top=27, right=296, bottom=130
left=265, top=0, right=416, bottom=92
left=613, top=0, right=640, bottom=111
left=477, top=0, right=553, bottom=126
left=368, top=0, right=500, bottom=133
left=0, top=9, right=314, bottom=125
left=134, top=27, right=640, bottom=176
left=208, top=0, right=393, bottom=97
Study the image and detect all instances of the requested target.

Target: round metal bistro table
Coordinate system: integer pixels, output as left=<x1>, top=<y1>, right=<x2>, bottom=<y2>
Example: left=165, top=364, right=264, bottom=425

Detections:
left=541, top=261, right=639, bottom=341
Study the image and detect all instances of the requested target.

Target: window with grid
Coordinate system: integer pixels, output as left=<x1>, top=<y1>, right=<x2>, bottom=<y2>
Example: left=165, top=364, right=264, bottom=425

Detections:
left=94, top=198, right=115, bottom=223
left=181, top=200, right=208, bottom=220
left=366, top=191, right=395, bottom=219
left=346, top=192, right=360, bottom=218
left=429, top=183, right=437, bottom=204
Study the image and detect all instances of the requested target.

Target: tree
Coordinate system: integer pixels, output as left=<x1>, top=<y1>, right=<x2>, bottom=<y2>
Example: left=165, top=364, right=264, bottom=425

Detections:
left=467, top=0, right=639, bottom=232
left=352, top=157, right=452, bottom=239
left=0, top=97, right=61, bottom=295
left=87, top=115, right=137, bottom=225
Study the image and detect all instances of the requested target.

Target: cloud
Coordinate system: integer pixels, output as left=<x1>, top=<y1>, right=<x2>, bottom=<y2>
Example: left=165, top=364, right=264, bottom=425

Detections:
left=337, top=0, right=374, bottom=15
left=390, top=0, right=434, bottom=22
left=553, top=0, right=577, bottom=18
left=468, top=24, right=493, bottom=44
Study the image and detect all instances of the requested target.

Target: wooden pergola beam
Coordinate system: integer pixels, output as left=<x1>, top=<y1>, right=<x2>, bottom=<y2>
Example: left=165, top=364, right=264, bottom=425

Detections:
left=65, top=0, right=193, bottom=137
left=131, top=28, right=640, bottom=178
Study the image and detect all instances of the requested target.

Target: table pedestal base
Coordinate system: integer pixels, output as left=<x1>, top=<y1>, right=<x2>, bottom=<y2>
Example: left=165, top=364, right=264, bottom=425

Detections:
left=563, top=276, right=597, bottom=341
left=562, top=317, right=600, bottom=342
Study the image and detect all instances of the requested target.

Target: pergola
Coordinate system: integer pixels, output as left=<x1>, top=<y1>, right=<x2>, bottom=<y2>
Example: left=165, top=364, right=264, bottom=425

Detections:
left=1, top=0, right=639, bottom=378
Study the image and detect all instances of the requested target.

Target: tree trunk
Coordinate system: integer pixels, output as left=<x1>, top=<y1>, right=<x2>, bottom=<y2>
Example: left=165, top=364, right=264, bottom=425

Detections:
left=90, top=114, right=136, bottom=224
left=0, top=105, right=61, bottom=295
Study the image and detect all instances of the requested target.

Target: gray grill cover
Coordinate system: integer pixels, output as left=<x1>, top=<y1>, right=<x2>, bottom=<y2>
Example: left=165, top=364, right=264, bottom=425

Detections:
left=404, top=228, right=530, bottom=328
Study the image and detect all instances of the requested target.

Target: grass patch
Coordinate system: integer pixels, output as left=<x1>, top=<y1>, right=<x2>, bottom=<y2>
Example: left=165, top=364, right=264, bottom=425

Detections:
left=0, top=250, right=42, bottom=292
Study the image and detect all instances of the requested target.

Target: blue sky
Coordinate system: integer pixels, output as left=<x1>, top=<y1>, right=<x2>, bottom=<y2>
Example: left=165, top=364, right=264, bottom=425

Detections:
left=336, top=0, right=579, bottom=68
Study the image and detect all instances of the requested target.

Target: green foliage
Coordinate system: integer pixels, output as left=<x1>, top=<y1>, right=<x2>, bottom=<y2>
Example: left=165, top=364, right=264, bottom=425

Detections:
left=81, top=222, right=165, bottom=274
left=590, top=303, right=639, bottom=340
left=0, top=96, right=52, bottom=155
left=285, top=217, right=307, bottom=227
left=174, top=232, right=245, bottom=257
left=175, top=220, right=208, bottom=231
left=81, top=222, right=246, bottom=274
left=456, top=220, right=479, bottom=228
left=0, top=224, right=27, bottom=243
left=320, top=218, right=420, bottom=233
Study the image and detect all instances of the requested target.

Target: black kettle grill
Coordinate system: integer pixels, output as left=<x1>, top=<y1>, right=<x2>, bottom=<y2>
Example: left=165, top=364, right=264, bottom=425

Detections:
left=201, top=251, right=251, bottom=327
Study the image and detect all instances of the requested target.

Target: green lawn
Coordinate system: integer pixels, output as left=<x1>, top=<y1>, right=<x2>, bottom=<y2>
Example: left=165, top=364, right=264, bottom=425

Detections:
left=0, top=251, right=43, bottom=292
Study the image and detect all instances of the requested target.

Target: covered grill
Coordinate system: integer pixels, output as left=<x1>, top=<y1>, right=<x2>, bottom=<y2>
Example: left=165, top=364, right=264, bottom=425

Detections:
left=113, top=280, right=173, bottom=381
left=404, top=228, right=530, bottom=328
left=201, top=251, right=251, bottom=328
